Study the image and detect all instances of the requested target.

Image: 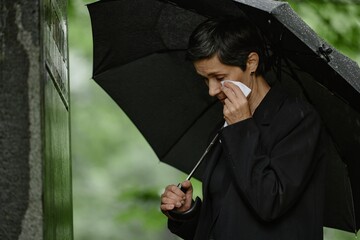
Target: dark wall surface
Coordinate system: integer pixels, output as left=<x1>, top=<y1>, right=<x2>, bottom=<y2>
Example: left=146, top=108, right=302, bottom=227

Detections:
left=0, top=1, right=39, bottom=239
left=0, top=0, right=72, bottom=239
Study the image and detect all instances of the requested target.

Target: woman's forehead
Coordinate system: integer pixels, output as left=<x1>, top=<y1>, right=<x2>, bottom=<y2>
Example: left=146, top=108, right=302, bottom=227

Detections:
left=194, top=56, right=235, bottom=77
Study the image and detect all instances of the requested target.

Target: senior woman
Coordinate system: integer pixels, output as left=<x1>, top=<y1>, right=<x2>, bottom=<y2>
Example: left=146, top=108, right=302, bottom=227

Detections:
left=160, top=17, right=325, bottom=240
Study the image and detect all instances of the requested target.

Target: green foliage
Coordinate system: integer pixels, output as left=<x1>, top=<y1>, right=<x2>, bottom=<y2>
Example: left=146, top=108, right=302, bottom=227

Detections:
left=287, top=0, right=360, bottom=63
left=68, top=0, right=94, bottom=58
left=116, top=187, right=165, bottom=230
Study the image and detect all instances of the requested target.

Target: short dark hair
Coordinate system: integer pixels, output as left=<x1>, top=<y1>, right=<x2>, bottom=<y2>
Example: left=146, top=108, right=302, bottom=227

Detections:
left=187, top=17, right=267, bottom=75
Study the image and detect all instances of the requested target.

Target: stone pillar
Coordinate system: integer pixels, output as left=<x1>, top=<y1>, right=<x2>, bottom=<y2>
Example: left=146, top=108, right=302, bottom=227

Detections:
left=0, top=0, right=73, bottom=239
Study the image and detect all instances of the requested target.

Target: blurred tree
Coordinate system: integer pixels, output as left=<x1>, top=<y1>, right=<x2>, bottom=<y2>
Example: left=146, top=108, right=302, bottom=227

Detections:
left=288, top=0, right=360, bottom=64
left=68, top=0, right=359, bottom=239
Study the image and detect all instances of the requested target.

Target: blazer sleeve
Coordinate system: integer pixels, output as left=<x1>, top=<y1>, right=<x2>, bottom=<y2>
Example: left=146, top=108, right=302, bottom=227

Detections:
left=219, top=100, right=322, bottom=222
left=167, top=211, right=200, bottom=240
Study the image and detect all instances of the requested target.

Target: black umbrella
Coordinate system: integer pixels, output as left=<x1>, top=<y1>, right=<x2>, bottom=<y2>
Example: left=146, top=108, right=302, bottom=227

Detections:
left=87, top=0, right=360, bottom=234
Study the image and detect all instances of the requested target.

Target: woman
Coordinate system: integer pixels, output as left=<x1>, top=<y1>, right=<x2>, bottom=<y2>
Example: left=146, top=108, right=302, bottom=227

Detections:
left=160, top=17, right=325, bottom=240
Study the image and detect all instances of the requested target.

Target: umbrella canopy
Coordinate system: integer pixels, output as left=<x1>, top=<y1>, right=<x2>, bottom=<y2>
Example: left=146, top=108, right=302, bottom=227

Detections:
left=87, top=0, right=360, bottom=233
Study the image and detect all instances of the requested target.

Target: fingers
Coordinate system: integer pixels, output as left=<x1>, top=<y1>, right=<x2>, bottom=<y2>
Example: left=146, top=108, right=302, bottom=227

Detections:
left=223, top=97, right=247, bottom=115
left=222, top=82, right=246, bottom=103
left=181, top=180, right=192, bottom=191
left=160, top=184, right=186, bottom=213
left=223, top=100, right=251, bottom=124
left=160, top=181, right=194, bottom=215
left=181, top=180, right=193, bottom=207
left=222, top=83, right=251, bottom=124
left=221, top=82, right=247, bottom=112
left=160, top=197, right=185, bottom=211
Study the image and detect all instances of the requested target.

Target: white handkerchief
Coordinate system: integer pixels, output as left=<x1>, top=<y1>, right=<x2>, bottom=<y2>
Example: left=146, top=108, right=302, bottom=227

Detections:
left=221, top=80, right=251, bottom=97
left=221, top=80, right=251, bottom=127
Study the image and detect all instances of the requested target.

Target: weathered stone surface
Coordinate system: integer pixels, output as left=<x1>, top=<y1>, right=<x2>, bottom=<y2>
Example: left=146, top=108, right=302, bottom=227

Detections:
left=0, top=1, right=72, bottom=239
left=0, top=1, right=39, bottom=239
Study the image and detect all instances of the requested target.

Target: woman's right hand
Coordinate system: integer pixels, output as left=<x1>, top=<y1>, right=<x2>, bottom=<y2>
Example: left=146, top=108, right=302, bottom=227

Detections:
left=160, top=180, right=193, bottom=218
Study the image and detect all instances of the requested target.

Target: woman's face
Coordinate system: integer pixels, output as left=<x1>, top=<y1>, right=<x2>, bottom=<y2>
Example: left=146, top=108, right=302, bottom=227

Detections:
left=194, top=55, right=253, bottom=104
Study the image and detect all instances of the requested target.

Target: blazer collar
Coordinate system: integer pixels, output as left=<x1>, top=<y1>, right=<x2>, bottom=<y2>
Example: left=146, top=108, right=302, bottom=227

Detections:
left=253, top=83, right=288, bottom=125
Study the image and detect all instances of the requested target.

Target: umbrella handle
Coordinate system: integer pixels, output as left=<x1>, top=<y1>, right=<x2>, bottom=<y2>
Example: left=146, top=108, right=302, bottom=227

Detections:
left=167, top=196, right=202, bottom=221
left=167, top=133, right=219, bottom=221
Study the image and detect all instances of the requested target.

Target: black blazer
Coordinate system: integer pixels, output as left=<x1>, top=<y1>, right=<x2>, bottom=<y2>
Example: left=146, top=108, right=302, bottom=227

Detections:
left=168, top=84, right=326, bottom=240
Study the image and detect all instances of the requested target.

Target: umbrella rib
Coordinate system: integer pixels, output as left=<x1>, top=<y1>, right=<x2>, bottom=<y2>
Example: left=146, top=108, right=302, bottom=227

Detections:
left=281, top=49, right=322, bottom=59
left=93, top=50, right=188, bottom=79
left=325, top=126, right=359, bottom=233
left=161, top=100, right=220, bottom=160
left=92, top=52, right=162, bottom=79
left=345, top=171, right=358, bottom=234
left=282, top=57, right=314, bottom=105
left=282, top=57, right=359, bottom=234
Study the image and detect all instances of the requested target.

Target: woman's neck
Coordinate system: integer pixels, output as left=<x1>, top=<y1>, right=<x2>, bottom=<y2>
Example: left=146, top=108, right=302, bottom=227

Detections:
left=248, top=75, right=270, bottom=115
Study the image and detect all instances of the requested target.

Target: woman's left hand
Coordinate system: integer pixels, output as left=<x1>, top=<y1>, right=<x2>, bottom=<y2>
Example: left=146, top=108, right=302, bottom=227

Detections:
left=222, top=82, right=252, bottom=125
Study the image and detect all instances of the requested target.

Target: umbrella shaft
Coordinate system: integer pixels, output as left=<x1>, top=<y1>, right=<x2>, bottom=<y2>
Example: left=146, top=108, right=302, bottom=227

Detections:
left=185, top=132, right=220, bottom=182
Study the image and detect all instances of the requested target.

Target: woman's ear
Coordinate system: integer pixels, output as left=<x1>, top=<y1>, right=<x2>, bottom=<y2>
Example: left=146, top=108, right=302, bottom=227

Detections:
left=246, top=52, right=259, bottom=73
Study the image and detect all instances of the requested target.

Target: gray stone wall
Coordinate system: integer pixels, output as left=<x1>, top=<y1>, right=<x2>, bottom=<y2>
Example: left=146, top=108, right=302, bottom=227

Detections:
left=0, top=1, right=72, bottom=239
left=0, top=1, right=42, bottom=239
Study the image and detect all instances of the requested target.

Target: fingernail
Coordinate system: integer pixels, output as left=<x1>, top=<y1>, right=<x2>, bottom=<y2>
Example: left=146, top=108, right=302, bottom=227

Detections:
left=176, top=202, right=181, bottom=207
left=181, top=200, right=185, bottom=205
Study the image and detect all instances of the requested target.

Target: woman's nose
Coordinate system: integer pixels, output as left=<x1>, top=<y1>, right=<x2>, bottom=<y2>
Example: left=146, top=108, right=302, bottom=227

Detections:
left=208, top=79, right=221, bottom=97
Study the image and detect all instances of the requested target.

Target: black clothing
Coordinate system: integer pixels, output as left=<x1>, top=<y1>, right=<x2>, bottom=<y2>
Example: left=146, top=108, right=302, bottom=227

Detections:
left=168, top=84, right=326, bottom=240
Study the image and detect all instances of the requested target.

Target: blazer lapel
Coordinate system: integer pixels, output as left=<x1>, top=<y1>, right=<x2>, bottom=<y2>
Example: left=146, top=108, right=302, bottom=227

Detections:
left=202, top=140, right=222, bottom=200
left=253, top=83, right=288, bottom=126
left=207, top=147, right=233, bottom=234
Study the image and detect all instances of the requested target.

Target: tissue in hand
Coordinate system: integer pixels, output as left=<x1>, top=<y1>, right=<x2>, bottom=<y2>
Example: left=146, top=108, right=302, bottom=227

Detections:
left=221, top=80, right=251, bottom=97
